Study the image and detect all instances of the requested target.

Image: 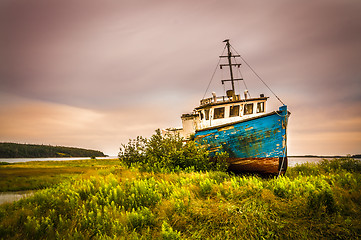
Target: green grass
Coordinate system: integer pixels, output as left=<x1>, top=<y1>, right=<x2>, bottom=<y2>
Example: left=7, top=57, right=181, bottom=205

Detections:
left=0, top=157, right=360, bottom=239
left=0, top=159, right=120, bottom=191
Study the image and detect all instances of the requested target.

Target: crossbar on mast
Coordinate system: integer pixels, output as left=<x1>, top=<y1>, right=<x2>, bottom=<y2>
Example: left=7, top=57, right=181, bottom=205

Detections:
left=220, top=39, right=241, bottom=95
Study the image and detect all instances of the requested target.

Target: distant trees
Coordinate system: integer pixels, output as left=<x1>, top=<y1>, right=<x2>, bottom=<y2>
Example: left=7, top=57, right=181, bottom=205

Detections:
left=0, top=143, right=106, bottom=158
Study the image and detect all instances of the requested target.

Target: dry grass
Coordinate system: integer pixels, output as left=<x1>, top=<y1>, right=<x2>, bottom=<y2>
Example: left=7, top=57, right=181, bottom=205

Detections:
left=0, top=159, right=120, bottom=191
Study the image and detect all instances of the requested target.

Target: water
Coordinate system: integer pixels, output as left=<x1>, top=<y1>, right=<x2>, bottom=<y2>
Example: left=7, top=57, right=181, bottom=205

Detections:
left=0, top=191, right=34, bottom=205
left=0, top=156, right=350, bottom=166
left=288, top=157, right=328, bottom=168
left=288, top=157, right=361, bottom=168
left=0, top=156, right=117, bottom=163
left=0, top=156, right=357, bottom=167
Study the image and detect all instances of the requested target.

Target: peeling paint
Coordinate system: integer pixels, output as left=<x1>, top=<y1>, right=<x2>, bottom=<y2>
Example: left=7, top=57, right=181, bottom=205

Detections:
left=218, top=125, right=234, bottom=132
left=195, top=106, right=290, bottom=174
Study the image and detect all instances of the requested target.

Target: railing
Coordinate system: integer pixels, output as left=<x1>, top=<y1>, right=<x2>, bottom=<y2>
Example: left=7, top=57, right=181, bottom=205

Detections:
left=200, top=95, right=241, bottom=106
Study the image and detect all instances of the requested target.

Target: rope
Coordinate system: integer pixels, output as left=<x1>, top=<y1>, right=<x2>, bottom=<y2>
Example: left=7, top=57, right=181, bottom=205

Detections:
left=277, top=144, right=287, bottom=178
left=202, top=45, right=227, bottom=100
left=230, top=45, right=285, bottom=106
left=275, top=111, right=290, bottom=117
left=277, top=113, right=289, bottom=178
left=237, top=74, right=241, bottom=95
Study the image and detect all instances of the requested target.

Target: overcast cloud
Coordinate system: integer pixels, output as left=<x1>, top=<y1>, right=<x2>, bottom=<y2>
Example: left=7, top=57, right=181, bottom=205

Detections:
left=1, top=0, right=360, bottom=155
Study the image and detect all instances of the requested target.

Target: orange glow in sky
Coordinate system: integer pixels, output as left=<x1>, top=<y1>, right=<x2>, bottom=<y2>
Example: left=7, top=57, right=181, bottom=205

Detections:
left=1, top=0, right=360, bottom=156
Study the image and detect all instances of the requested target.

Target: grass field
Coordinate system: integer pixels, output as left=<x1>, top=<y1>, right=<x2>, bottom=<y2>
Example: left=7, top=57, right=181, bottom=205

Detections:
left=0, top=158, right=360, bottom=239
left=0, top=159, right=120, bottom=192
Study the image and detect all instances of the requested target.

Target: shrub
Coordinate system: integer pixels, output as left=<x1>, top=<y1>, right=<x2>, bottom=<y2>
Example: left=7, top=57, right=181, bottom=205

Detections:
left=118, top=136, right=147, bottom=167
left=118, top=129, right=228, bottom=172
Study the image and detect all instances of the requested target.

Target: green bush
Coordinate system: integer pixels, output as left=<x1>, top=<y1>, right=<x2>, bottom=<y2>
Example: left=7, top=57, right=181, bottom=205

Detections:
left=119, top=129, right=228, bottom=172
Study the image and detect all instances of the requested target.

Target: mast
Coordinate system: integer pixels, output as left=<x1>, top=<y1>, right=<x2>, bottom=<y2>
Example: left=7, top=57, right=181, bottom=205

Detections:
left=225, top=40, right=235, bottom=92
left=220, top=39, right=242, bottom=95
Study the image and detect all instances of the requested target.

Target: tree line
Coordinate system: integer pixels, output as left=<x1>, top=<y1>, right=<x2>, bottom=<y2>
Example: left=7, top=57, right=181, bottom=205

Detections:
left=0, top=142, right=106, bottom=158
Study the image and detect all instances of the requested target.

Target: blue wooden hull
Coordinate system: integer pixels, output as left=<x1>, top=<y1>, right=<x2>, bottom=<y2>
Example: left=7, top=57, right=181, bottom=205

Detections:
left=195, top=106, right=289, bottom=175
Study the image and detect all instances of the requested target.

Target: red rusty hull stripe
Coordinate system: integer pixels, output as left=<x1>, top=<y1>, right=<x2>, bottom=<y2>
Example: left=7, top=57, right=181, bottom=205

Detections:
left=227, top=157, right=287, bottom=175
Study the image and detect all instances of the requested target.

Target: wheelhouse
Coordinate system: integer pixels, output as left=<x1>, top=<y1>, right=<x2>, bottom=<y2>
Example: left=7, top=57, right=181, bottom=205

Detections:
left=194, top=93, right=268, bottom=130
left=177, top=93, right=268, bottom=139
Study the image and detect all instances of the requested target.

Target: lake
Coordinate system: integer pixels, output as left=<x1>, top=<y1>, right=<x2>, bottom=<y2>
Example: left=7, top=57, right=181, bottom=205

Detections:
left=0, top=191, right=34, bottom=205
left=288, top=157, right=328, bottom=167
left=0, top=156, right=117, bottom=163
left=0, top=156, right=353, bottom=166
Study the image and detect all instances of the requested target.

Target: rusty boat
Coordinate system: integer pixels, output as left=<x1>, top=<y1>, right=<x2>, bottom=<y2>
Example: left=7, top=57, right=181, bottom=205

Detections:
left=171, top=40, right=290, bottom=175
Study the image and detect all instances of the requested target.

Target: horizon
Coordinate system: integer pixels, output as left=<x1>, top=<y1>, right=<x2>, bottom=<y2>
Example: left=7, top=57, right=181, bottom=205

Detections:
left=1, top=0, right=361, bottom=156
left=0, top=141, right=360, bottom=158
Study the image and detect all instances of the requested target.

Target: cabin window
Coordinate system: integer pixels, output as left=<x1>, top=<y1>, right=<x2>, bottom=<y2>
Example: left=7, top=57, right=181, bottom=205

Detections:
left=200, top=111, right=204, bottom=120
left=229, top=105, right=240, bottom=117
left=205, top=109, right=210, bottom=120
left=244, top=103, right=254, bottom=115
left=214, top=107, right=225, bottom=119
left=257, top=102, right=265, bottom=113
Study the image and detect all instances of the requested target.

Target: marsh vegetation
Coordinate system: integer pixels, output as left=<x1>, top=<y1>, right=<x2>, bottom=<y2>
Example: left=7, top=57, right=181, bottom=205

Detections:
left=0, top=133, right=360, bottom=239
left=0, top=159, right=119, bottom=192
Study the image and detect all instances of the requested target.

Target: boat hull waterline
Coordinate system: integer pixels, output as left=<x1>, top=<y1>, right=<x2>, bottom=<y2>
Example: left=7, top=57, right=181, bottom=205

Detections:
left=195, top=106, right=289, bottom=175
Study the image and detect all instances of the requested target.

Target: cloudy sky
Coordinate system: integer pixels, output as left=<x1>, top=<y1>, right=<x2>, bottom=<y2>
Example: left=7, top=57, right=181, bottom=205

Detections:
left=1, top=0, right=360, bottom=156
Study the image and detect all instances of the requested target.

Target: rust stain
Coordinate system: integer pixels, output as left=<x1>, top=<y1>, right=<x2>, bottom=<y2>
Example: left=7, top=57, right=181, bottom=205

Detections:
left=218, top=126, right=234, bottom=132
left=227, top=157, right=287, bottom=175
left=209, top=146, right=223, bottom=152
left=195, top=132, right=215, bottom=140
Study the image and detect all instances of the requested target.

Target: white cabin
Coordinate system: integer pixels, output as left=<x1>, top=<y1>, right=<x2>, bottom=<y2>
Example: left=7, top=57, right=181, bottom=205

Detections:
left=172, top=92, right=268, bottom=139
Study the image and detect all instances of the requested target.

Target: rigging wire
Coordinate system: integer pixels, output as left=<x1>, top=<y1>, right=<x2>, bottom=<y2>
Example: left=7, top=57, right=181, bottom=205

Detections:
left=231, top=56, right=242, bottom=95
left=221, top=65, right=225, bottom=95
left=230, top=45, right=285, bottom=105
left=233, top=57, right=251, bottom=98
left=237, top=72, right=241, bottom=95
left=202, top=45, right=227, bottom=100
